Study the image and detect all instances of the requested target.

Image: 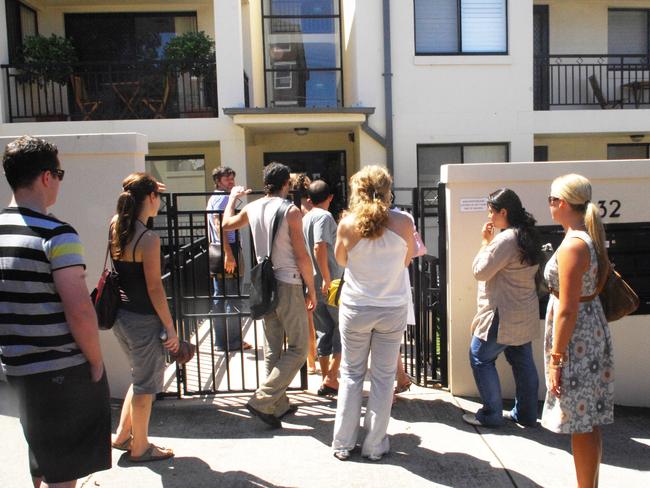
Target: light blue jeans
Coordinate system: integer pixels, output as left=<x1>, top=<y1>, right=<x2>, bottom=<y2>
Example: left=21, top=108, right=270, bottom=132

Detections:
left=212, top=276, right=244, bottom=350
left=469, top=312, right=539, bottom=426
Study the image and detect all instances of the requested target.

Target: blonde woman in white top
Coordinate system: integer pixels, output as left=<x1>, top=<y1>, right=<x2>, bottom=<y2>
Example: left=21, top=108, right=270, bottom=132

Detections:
left=331, top=166, right=414, bottom=461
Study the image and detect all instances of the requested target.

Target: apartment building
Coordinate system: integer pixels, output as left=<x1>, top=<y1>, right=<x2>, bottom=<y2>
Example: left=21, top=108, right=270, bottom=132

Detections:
left=1, top=0, right=649, bottom=221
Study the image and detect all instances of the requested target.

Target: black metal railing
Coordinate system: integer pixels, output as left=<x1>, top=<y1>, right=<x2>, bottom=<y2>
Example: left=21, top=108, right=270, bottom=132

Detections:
left=2, top=61, right=218, bottom=122
left=534, top=54, right=650, bottom=109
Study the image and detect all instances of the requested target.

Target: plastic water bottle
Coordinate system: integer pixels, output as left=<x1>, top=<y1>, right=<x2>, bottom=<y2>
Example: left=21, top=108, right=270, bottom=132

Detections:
left=159, top=329, right=168, bottom=341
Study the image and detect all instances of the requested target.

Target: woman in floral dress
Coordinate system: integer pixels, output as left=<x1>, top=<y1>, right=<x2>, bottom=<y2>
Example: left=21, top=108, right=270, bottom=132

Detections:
left=542, top=174, right=613, bottom=487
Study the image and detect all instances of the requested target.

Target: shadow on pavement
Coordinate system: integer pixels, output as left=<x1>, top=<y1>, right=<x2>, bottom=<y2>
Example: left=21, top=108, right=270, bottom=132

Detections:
left=116, top=453, right=290, bottom=488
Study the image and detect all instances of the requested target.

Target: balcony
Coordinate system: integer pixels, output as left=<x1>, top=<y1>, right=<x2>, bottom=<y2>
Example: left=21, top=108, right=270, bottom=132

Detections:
left=2, top=61, right=218, bottom=122
left=534, top=55, right=650, bottom=111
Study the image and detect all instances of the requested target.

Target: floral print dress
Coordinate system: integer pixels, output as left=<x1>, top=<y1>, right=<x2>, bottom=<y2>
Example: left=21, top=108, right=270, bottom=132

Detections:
left=541, top=230, right=614, bottom=434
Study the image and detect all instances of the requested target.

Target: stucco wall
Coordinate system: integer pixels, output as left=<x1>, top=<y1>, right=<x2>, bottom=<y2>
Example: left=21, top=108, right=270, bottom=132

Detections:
left=442, top=160, right=650, bottom=407
left=0, top=132, right=147, bottom=398
left=535, top=134, right=650, bottom=161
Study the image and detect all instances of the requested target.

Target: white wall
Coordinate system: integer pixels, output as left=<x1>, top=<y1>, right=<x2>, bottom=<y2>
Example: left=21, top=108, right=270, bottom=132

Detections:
left=0, top=133, right=147, bottom=398
left=442, top=160, right=650, bottom=407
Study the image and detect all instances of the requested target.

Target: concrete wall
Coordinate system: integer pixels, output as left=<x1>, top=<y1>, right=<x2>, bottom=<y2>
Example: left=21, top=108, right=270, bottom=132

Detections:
left=442, top=160, right=650, bottom=407
left=0, top=132, right=147, bottom=398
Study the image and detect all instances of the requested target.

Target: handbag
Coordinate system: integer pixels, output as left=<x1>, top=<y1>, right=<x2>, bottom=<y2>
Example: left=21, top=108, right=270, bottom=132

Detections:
left=90, top=231, right=120, bottom=330
left=249, top=201, right=290, bottom=320
left=208, top=242, right=222, bottom=275
left=550, top=262, right=639, bottom=322
left=327, top=272, right=345, bottom=307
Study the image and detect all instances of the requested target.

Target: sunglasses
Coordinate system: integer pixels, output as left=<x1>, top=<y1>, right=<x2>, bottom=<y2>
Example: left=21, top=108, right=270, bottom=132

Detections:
left=44, top=168, right=65, bottom=181
left=548, top=195, right=561, bottom=206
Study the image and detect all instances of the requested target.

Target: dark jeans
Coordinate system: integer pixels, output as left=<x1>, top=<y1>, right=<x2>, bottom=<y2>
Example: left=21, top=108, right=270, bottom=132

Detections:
left=469, top=312, right=539, bottom=426
left=212, top=276, right=244, bottom=350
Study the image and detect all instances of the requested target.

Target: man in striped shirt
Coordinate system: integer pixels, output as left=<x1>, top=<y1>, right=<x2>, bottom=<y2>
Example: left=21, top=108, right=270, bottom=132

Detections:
left=1, top=136, right=111, bottom=486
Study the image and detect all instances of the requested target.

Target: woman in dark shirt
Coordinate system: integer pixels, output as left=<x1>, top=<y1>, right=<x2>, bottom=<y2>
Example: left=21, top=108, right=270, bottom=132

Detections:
left=109, top=173, right=179, bottom=462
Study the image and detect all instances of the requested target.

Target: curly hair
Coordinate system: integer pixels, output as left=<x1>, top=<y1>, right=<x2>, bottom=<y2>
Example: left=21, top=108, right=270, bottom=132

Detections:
left=347, top=165, right=392, bottom=239
left=111, top=172, right=158, bottom=259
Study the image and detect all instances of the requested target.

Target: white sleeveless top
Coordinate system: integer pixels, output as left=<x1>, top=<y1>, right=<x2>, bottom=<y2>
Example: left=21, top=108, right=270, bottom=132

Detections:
left=246, top=196, right=302, bottom=285
left=341, top=227, right=409, bottom=307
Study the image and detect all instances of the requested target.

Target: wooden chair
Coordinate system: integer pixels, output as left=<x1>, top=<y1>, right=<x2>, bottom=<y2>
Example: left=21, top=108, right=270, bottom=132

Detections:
left=588, top=75, right=623, bottom=109
left=141, top=76, right=171, bottom=119
left=70, top=75, right=102, bottom=120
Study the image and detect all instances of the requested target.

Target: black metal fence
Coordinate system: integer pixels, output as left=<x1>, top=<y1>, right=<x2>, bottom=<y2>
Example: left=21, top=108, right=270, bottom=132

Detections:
left=534, top=54, right=650, bottom=109
left=158, top=187, right=448, bottom=397
left=1, top=61, right=218, bottom=122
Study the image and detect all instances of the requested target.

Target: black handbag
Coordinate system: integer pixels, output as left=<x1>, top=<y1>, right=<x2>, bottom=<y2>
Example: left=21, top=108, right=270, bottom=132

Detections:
left=249, top=201, right=290, bottom=320
left=90, top=231, right=120, bottom=330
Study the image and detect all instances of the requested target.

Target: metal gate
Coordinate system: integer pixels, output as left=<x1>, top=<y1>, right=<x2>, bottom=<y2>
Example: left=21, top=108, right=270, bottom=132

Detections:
left=157, top=186, right=448, bottom=398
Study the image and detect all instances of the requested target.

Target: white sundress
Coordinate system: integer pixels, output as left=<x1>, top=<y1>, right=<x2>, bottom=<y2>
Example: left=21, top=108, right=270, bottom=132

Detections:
left=541, top=230, right=614, bottom=434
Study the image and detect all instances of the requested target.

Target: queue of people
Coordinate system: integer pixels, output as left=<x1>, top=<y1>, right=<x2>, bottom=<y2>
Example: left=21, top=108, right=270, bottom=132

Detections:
left=0, top=134, right=614, bottom=488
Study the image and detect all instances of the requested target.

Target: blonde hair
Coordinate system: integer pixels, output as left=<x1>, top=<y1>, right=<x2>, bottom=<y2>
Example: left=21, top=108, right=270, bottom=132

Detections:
left=551, top=173, right=608, bottom=281
left=347, top=165, right=392, bottom=239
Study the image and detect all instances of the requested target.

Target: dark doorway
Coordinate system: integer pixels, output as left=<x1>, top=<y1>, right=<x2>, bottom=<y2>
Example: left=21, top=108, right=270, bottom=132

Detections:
left=533, top=5, right=550, bottom=110
left=264, top=150, right=347, bottom=218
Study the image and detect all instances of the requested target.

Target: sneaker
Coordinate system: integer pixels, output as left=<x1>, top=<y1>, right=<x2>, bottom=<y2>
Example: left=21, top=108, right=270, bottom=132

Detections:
left=363, top=452, right=386, bottom=462
left=503, top=411, right=538, bottom=428
left=462, top=413, right=489, bottom=427
left=245, top=403, right=282, bottom=429
left=277, top=404, right=298, bottom=420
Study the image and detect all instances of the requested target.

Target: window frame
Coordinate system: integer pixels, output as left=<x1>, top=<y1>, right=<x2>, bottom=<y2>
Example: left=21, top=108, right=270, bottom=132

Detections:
left=261, top=0, right=344, bottom=108
left=607, top=143, right=650, bottom=160
left=6, top=0, right=38, bottom=64
left=416, top=142, right=510, bottom=187
left=413, top=0, right=509, bottom=56
left=607, top=8, right=650, bottom=63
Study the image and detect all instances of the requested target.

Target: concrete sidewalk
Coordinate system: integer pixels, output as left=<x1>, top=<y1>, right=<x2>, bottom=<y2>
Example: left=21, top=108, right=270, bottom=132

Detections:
left=1, top=381, right=649, bottom=487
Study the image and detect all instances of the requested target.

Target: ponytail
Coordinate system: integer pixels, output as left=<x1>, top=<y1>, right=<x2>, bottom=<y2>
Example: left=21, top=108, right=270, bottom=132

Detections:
left=584, top=201, right=609, bottom=284
left=110, top=172, right=158, bottom=259
left=348, top=166, right=392, bottom=239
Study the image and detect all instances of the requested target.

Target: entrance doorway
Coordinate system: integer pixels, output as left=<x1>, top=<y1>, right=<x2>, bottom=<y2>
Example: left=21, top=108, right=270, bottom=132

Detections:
left=264, top=150, right=347, bottom=218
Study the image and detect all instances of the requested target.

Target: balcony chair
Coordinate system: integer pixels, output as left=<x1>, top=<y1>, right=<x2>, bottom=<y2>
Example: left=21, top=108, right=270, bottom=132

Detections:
left=588, top=75, right=623, bottom=109
left=71, top=75, right=103, bottom=120
left=141, top=76, right=171, bottom=119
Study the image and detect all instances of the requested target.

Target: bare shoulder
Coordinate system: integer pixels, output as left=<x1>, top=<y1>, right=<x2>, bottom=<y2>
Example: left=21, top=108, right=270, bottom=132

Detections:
left=139, top=229, right=161, bottom=249
left=558, top=235, right=590, bottom=268
left=286, top=204, right=303, bottom=222
left=387, top=210, right=413, bottom=233
left=337, top=214, right=355, bottom=234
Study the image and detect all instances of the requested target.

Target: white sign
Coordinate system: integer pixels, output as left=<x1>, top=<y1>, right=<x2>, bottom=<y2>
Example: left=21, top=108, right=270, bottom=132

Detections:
left=460, top=198, right=488, bottom=212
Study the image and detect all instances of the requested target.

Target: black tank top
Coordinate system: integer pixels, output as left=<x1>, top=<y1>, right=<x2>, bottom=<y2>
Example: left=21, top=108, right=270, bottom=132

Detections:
left=114, top=231, right=156, bottom=314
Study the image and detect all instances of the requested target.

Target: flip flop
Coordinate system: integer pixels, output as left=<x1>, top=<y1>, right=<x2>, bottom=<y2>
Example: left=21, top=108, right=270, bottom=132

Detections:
left=128, top=444, right=174, bottom=463
left=111, top=435, right=132, bottom=451
left=242, top=342, right=253, bottom=350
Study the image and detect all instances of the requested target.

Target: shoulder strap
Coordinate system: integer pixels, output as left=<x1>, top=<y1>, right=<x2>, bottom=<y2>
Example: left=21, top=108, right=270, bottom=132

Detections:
left=106, top=224, right=115, bottom=271
left=132, top=230, right=148, bottom=262
left=268, top=200, right=290, bottom=259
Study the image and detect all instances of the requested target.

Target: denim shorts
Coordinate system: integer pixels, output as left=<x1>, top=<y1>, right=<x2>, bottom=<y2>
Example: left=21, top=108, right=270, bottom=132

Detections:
left=112, top=308, right=166, bottom=395
left=313, top=300, right=341, bottom=356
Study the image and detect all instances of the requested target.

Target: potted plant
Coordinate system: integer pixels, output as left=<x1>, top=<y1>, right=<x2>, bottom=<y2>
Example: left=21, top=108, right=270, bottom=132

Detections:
left=163, top=31, right=216, bottom=117
left=19, top=34, right=78, bottom=120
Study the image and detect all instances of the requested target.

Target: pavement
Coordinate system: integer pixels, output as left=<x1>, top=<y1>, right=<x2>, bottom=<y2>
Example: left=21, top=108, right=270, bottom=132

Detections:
left=1, top=380, right=649, bottom=488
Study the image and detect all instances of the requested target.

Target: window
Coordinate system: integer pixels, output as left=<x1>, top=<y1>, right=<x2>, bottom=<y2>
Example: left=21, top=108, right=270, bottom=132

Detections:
left=414, top=0, right=507, bottom=55
left=263, top=0, right=343, bottom=107
left=65, top=12, right=197, bottom=64
left=417, top=143, right=508, bottom=187
left=146, top=155, right=206, bottom=212
left=607, top=144, right=649, bottom=160
left=608, top=10, right=649, bottom=64
left=5, top=0, right=37, bottom=63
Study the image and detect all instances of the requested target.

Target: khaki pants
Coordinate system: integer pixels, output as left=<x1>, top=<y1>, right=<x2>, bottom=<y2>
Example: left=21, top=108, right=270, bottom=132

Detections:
left=248, top=281, right=309, bottom=416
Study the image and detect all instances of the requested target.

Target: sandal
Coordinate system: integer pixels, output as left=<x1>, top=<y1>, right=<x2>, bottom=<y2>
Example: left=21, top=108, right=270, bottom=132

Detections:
left=111, top=435, right=132, bottom=451
left=394, top=376, right=413, bottom=394
left=128, top=444, right=174, bottom=463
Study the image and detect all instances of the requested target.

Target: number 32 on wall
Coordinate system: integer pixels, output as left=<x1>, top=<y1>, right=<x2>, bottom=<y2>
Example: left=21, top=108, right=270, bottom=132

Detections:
left=598, top=200, right=621, bottom=218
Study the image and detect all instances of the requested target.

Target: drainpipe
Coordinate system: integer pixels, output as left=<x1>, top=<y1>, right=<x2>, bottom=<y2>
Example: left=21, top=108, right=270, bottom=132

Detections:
left=382, top=0, right=394, bottom=174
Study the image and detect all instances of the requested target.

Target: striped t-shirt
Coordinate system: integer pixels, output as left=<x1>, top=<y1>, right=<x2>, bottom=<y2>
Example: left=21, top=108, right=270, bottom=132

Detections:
left=0, top=207, right=87, bottom=376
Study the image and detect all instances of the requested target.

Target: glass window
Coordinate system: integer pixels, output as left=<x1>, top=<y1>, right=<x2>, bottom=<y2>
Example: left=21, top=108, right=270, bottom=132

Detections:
left=146, top=156, right=206, bottom=211
left=263, top=0, right=342, bottom=107
left=65, top=12, right=197, bottom=64
left=417, top=143, right=508, bottom=186
left=607, top=144, right=649, bottom=160
left=608, top=10, right=648, bottom=63
left=6, top=0, right=38, bottom=63
left=414, top=0, right=507, bottom=55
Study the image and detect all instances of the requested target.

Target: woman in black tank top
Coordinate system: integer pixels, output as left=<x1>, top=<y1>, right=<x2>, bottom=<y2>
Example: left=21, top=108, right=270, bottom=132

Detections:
left=109, top=173, right=178, bottom=462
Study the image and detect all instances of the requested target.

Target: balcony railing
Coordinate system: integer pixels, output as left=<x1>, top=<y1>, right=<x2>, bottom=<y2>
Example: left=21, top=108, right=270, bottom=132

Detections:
left=2, top=61, right=218, bottom=122
left=534, top=54, right=650, bottom=110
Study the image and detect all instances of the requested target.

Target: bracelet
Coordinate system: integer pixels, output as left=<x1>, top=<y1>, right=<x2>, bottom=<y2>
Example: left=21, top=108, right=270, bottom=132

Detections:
left=550, top=352, right=567, bottom=367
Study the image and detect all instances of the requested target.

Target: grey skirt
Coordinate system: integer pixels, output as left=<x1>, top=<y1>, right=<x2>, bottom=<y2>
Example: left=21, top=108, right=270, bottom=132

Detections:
left=112, top=308, right=166, bottom=395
